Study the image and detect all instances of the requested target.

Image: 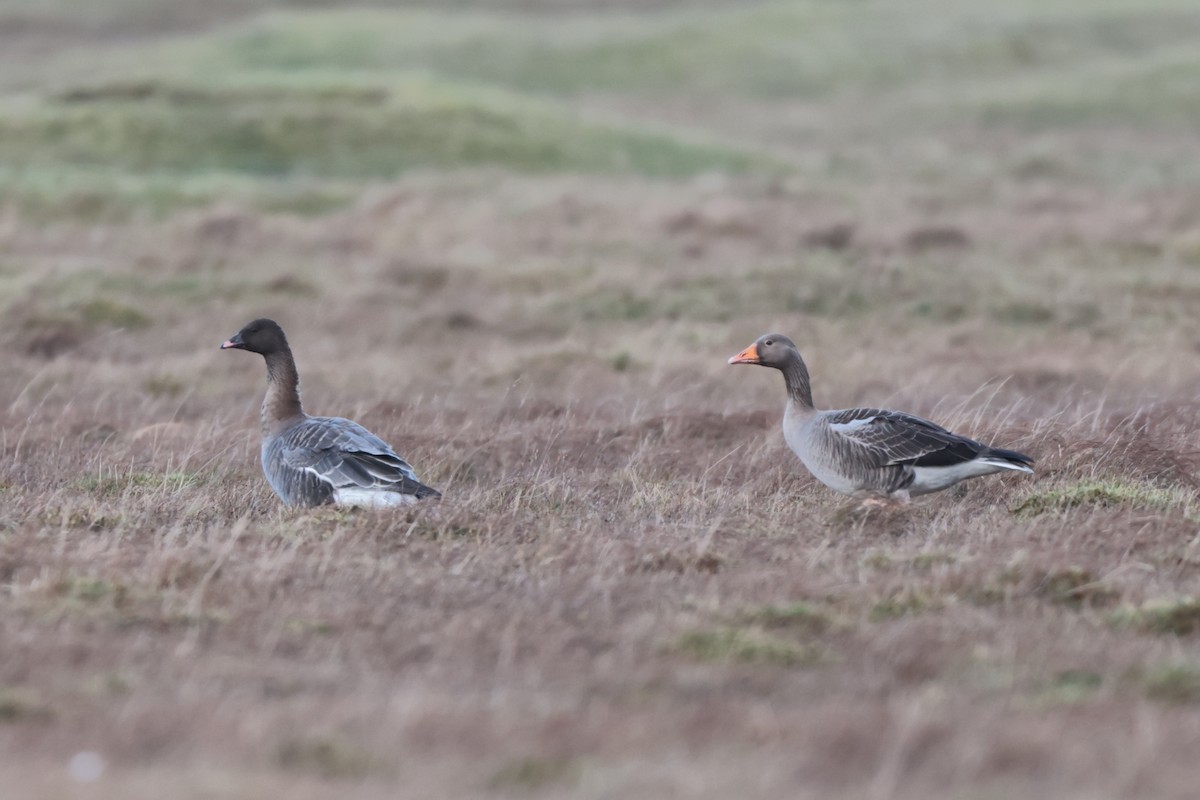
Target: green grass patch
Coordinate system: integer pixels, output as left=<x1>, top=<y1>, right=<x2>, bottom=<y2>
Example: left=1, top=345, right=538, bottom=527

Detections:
left=1111, top=597, right=1200, bottom=636
left=570, top=274, right=789, bottom=325
left=0, top=686, right=53, bottom=723
left=83, top=671, right=132, bottom=698
left=671, top=627, right=823, bottom=667
left=59, top=575, right=120, bottom=604
left=2, top=0, right=1197, bottom=221
left=197, top=5, right=1200, bottom=108
left=77, top=298, right=152, bottom=330
left=1012, top=480, right=1188, bottom=516
left=991, top=301, right=1056, bottom=325
left=0, top=76, right=765, bottom=181
left=1139, top=662, right=1200, bottom=704
left=912, top=300, right=969, bottom=323
left=489, top=756, right=581, bottom=793
left=869, top=588, right=939, bottom=621
left=75, top=470, right=203, bottom=498
left=743, top=601, right=836, bottom=635
left=0, top=71, right=767, bottom=220
left=911, top=552, right=958, bottom=571
left=23, top=571, right=227, bottom=628
left=285, top=618, right=338, bottom=637
left=1033, top=567, right=1120, bottom=608
left=141, top=374, right=186, bottom=397
left=0, top=165, right=359, bottom=222
left=277, top=735, right=381, bottom=779
left=1022, top=669, right=1104, bottom=709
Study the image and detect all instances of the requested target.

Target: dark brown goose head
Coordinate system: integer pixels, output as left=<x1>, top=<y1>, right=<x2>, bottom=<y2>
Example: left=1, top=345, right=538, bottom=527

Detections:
left=221, top=318, right=289, bottom=356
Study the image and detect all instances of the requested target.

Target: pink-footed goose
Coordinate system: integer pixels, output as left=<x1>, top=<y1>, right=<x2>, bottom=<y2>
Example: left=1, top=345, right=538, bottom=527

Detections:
left=221, top=318, right=440, bottom=508
left=729, top=334, right=1032, bottom=505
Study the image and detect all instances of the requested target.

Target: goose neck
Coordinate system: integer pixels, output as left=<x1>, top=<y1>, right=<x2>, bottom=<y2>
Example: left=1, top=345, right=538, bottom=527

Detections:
left=262, top=349, right=304, bottom=434
left=782, top=352, right=815, bottom=410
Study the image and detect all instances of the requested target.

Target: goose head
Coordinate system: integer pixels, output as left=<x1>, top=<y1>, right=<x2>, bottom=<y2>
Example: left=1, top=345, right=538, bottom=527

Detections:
left=221, top=318, right=288, bottom=356
left=728, top=333, right=799, bottom=368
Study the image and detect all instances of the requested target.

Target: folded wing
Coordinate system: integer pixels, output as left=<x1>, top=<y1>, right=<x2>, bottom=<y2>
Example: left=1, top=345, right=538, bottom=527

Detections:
left=825, top=408, right=986, bottom=468
left=276, top=417, right=440, bottom=502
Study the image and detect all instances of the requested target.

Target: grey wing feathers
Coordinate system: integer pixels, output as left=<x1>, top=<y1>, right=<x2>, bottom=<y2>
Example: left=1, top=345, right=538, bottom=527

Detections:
left=278, top=417, right=440, bottom=501
left=825, top=408, right=984, bottom=468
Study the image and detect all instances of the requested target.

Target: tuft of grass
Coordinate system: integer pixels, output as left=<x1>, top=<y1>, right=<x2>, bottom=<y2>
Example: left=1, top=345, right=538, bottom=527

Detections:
left=1139, top=663, right=1200, bottom=704
left=0, top=165, right=359, bottom=222
left=277, top=735, right=381, bottom=779
left=75, top=470, right=203, bottom=498
left=869, top=588, right=939, bottom=621
left=489, top=756, right=580, bottom=792
left=0, top=687, right=53, bottom=723
left=263, top=274, right=318, bottom=296
left=787, top=286, right=869, bottom=317
left=285, top=618, right=337, bottom=637
left=83, top=672, right=132, bottom=698
left=911, top=552, right=958, bottom=571
left=577, top=289, right=656, bottom=322
left=962, top=568, right=1023, bottom=607
left=991, top=301, right=1055, bottom=325
left=61, top=576, right=120, bottom=604
left=861, top=552, right=893, bottom=571
left=1022, top=669, right=1104, bottom=709
left=671, top=627, right=823, bottom=667
left=77, top=298, right=152, bottom=330
left=912, top=299, right=970, bottom=322
left=744, top=601, right=836, bottom=635
left=1110, top=597, right=1200, bottom=636
left=1012, top=481, right=1187, bottom=516
left=1033, top=567, right=1120, bottom=608
left=141, top=374, right=186, bottom=397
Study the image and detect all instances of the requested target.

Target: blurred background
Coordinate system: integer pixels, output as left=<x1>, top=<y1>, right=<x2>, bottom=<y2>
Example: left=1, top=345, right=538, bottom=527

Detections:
left=3, top=0, right=1199, bottom=407
left=4, top=2, right=1200, bottom=798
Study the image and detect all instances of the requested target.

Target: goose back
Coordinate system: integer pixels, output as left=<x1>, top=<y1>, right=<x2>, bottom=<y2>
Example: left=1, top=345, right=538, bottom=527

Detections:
left=263, top=415, right=439, bottom=508
left=787, top=406, right=1031, bottom=497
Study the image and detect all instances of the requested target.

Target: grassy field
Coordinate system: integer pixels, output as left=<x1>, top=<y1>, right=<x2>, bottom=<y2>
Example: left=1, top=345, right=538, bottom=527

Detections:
left=3, top=0, right=1200, bottom=797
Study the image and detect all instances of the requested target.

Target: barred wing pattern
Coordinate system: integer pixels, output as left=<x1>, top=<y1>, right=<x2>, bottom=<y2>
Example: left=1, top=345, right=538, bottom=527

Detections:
left=264, top=416, right=440, bottom=507
left=824, top=408, right=986, bottom=469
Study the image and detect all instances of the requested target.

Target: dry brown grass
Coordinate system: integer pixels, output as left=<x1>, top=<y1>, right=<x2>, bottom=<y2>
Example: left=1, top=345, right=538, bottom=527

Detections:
left=4, top=1, right=1200, bottom=798
left=4, top=171, right=1200, bottom=798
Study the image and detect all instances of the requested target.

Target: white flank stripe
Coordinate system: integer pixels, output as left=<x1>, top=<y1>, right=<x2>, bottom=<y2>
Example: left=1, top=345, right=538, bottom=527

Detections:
left=333, top=488, right=419, bottom=508
left=828, top=416, right=877, bottom=433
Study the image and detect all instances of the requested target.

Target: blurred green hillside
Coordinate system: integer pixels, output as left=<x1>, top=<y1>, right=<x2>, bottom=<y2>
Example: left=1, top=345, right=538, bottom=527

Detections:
left=0, top=0, right=1198, bottom=219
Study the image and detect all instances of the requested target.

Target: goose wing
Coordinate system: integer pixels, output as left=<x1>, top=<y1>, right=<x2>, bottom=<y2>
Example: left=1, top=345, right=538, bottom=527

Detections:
left=279, top=417, right=440, bottom=498
left=824, top=408, right=985, bottom=468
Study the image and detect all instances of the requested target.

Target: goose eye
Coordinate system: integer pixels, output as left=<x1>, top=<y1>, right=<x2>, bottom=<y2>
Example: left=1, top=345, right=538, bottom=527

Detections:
left=764, top=339, right=774, bottom=346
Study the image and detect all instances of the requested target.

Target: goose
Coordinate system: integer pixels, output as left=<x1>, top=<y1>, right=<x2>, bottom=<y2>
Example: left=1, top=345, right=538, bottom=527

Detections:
left=221, top=318, right=440, bottom=508
left=728, top=334, right=1032, bottom=505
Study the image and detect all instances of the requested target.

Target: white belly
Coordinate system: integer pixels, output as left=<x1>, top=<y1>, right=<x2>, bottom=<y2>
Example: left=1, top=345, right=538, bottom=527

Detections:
left=332, top=488, right=419, bottom=508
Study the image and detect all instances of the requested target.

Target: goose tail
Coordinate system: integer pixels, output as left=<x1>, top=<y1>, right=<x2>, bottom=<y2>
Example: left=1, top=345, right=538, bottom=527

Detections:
left=980, top=446, right=1034, bottom=474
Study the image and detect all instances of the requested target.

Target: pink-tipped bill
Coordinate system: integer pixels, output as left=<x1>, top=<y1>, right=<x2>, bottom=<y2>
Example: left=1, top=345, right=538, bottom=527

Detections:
left=727, top=343, right=760, bottom=365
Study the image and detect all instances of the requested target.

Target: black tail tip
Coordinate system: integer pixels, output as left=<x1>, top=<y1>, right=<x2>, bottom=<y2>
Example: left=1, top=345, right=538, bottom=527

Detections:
left=988, top=446, right=1034, bottom=467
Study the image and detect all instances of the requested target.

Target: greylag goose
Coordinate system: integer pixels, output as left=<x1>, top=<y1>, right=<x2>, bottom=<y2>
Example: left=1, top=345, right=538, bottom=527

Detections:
left=729, top=334, right=1032, bottom=504
left=221, top=318, right=440, bottom=508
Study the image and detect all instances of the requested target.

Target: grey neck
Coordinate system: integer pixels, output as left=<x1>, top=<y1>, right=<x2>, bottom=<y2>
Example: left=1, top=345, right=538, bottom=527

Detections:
left=262, top=349, right=304, bottom=435
left=782, top=352, right=815, bottom=410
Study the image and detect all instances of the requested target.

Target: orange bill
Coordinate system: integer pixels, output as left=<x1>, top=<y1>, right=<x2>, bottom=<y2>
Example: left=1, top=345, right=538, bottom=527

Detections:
left=727, top=343, right=760, bottom=365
